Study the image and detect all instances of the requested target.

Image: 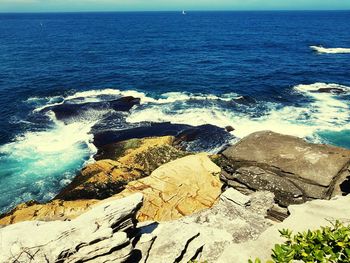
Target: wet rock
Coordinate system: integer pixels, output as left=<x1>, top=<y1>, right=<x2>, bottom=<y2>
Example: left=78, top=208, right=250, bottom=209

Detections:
left=233, top=95, right=256, bottom=105
left=93, top=123, right=234, bottom=154
left=317, top=87, right=347, bottom=94
left=93, top=122, right=191, bottom=148
left=219, top=131, right=350, bottom=207
left=225, top=125, right=235, bottom=132
left=45, top=96, right=140, bottom=123
left=0, top=194, right=143, bottom=263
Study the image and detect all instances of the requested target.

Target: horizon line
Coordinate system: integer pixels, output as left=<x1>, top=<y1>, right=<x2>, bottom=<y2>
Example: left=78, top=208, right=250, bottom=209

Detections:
left=1, top=9, right=350, bottom=14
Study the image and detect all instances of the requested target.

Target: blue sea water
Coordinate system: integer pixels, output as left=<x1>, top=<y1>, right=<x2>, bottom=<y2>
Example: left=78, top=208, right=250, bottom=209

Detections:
left=0, top=11, right=350, bottom=213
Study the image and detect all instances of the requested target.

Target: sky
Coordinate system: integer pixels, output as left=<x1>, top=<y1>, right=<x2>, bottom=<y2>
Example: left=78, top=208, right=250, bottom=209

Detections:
left=0, top=0, right=350, bottom=12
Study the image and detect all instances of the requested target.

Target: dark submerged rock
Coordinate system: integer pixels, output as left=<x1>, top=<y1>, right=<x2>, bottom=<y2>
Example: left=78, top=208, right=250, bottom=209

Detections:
left=173, top=124, right=236, bottom=153
left=93, top=123, right=235, bottom=155
left=43, top=96, right=140, bottom=122
left=316, top=87, right=347, bottom=94
left=93, top=122, right=191, bottom=148
left=233, top=95, right=256, bottom=105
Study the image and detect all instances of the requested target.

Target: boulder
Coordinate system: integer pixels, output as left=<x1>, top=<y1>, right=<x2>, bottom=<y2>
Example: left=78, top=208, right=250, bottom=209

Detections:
left=0, top=194, right=143, bottom=263
left=92, top=122, right=192, bottom=148
left=114, top=153, right=223, bottom=221
left=219, top=131, right=350, bottom=206
left=93, top=122, right=234, bottom=154
left=56, top=136, right=188, bottom=200
left=219, top=195, right=350, bottom=263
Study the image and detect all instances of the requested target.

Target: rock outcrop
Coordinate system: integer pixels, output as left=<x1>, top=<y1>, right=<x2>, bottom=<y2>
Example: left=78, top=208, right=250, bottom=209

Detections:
left=114, top=153, right=223, bottom=221
left=219, top=195, right=350, bottom=262
left=0, top=199, right=98, bottom=225
left=134, top=188, right=275, bottom=263
left=0, top=194, right=143, bottom=263
left=93, top=122, right=235, bottom=154
left=218, top=131, right=350, bottom=207
left=43, top=96, right=141, bottom=123
left=2, top=183, right=349, bottom=263
left=56, top=136, right=188, bottom=200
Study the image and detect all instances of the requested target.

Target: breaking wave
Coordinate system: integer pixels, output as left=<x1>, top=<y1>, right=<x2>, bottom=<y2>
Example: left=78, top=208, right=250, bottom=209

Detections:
left=310, top=45, right=350, bottom=54
left=127, top=83, right=350, bottom=140
left=1, top=83, right=350, bottom=213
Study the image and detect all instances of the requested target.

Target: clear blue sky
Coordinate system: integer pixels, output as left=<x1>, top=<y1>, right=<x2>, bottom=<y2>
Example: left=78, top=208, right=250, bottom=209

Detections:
left=1, top=0, right=350, bottom=12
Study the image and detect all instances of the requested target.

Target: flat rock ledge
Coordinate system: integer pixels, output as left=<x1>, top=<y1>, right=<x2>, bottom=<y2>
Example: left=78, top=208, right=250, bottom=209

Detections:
left=1, top=189, right=349, bottom=263
left=0, top=189, right=275, bottom=263
left=219, top=194, right=350, bottom=262
left=217, top=131, right=350, bottom=207
left=0, top=193, right=144, bottom=263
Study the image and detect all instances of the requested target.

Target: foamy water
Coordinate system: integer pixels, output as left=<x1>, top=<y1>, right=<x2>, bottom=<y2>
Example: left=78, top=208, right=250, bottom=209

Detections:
left=310, top=45, right=350, bottom=54
left=0, top=83, right=349, bottom=213
left=127, top=83, right=350, bottom=139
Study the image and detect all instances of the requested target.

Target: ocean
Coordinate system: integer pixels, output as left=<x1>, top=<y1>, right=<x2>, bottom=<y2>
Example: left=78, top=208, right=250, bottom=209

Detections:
left=0, top=11, right=349, bottom=213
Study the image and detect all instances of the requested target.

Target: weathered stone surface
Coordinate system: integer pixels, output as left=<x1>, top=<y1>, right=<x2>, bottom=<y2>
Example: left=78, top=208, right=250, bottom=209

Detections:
left=0, top=194, right=143, bottom=263
left=219, top=131, right=350, bottom=206
left=219, top=195, right=350, bottom=263
left=0, top=199, right=98, bottom=225
left=145, top=222, right=201, bottom=263
left=220, top=187, right=251, bottom=206
left=114, top=153, right=223, bottom=222
left=223, top=131, right=350, bottom=187
left=136, top=189, right=275, bottom=263
left=56, top=136, right=188, bottom=200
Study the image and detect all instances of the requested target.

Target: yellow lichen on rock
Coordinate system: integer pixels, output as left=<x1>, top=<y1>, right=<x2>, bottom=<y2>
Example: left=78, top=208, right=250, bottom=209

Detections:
left=56, top=136, right=188, bottom=200
left=0, top=199, right=97, bottom=225
left=113, top=153, right=222, bottom=221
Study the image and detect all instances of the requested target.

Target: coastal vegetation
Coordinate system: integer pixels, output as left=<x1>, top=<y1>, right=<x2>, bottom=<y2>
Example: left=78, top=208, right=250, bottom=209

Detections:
left=250, top=221, right=350, bottom=263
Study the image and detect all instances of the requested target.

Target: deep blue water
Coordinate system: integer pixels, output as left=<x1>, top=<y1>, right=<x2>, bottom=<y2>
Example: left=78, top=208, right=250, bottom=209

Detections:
left=0, top=11, right=350, bottom=213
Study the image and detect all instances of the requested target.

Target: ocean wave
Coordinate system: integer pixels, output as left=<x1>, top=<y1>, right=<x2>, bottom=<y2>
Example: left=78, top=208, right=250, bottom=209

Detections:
left=0, top=112, right=97, bottom=213
left=31, top=88, right=239, bottom=112
left=127, top=83, right=350, bottom=139
left=310, top=45, right=350, bottom=54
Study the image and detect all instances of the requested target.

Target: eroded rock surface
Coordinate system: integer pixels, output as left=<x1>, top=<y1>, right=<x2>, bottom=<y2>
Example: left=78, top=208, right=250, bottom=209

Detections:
left=135, top=189, right=275, bottom=263
left=218, top=131, right=350, bottom=207
left=0, top=194, right=143, bottom=263
left=219, top=195, right=350, bottom=263
left=1, top=153, right=222, bottom=225
left=115, top=153, right=223, bottom=222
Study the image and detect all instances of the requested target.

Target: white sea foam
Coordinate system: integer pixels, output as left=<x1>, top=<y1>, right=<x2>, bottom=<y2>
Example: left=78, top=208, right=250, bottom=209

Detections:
left=310, top=45, right=350, bottom=54
left=0, top=111, right=99, bottom=211
left=32, top=88, right=239, bottom=112
left=127, top=83, right=350, bottom=140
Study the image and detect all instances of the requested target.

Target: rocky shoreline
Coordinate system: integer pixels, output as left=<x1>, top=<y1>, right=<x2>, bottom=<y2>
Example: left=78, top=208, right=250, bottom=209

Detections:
left=1, top=128, right=350, bottom=262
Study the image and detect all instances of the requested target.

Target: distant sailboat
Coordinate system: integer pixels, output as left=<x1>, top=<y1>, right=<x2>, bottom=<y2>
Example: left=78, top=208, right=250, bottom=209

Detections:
left=182, top=10, right=186, bottom=15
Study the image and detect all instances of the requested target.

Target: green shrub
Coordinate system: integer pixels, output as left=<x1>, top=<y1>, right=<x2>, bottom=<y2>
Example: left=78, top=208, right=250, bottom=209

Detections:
left=249, top=220, right=350, bottom=263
